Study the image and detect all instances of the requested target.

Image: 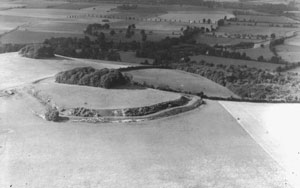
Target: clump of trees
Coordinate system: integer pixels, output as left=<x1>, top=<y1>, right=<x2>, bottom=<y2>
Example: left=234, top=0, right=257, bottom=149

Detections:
left=44, top=37, right=121, bottom=61
left=19, top=44, right=54, bottom=59
left=84, top=23, right=110, bottom=35
left=55, top=67, right=132, bottom=89
left=45, top=107, right=60, bottom=122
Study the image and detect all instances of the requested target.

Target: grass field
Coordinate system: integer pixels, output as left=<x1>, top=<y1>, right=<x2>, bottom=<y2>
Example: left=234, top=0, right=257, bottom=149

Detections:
left=276, top=44, right=300, bottom=63
left=234, top=46, right=274, bottom=61
left=33, top=79, right=181, bottom=109
left=236, top=15, right=299, bottom=23
left=21, top=21, right=88, bottom=34
left=218, top=25, right=300, bottom=37
left=194, top=35, right=262, bottom=45
left=220, top=101, right=300, bottom=188
left=126, top=68, right=237, bottom=98
left=158, top=10, right=234, bottom=23
left=189, top=55, right=280, bottom=70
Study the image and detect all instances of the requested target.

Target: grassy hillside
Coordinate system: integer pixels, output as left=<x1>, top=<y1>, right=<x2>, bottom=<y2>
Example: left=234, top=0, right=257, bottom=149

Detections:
left=126, top=68, right=238, bottom=98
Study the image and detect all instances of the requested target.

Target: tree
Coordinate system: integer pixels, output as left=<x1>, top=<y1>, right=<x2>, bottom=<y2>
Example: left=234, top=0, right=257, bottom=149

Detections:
left=110, top=29, right=116, bottom=36
left=271, top=33, right=276, bottom=39
left=45, top=107, right=59, bottom=122
left=217, top=19, right=225, bottom=26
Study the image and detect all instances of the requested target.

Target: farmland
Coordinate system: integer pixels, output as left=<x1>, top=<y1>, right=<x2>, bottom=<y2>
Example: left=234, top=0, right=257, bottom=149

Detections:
left=0, top=0, right=299, bottom=187
left=157, top=10, right=234, bottom=23
left=217, top=25, right=300, bottom=37
left=126, top=68, right=237, bottom=98
left=189, top=54, right=280, bottom=70
left=32, top=78, right=181, bottom=110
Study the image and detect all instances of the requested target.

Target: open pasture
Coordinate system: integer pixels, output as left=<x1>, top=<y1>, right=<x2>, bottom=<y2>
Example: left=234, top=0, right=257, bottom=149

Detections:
left=194, top=35, right=261, bottom=46
left=218, top=25, right=300, bottom=37
left=0, top=8, right=84, bottom=19
left=276, top=44, right=300, bottom=63
left=234, top=46, right=274, bottom=61
left=236, top=15, right=299, bottom=23
left=111, top=5, right=167, bottom=19
left=158, top=10, right=234, bottom=23
left=220, top=101, right=300, bottom=187
left=126, top=68, right=237, bottom=98
left=49, top=2, right=99, bottom=10
left=33, top=79, right=181, bottom=110
left=0, top=15, right=30, bottom=34
left=21, top=20, right=88, bottom=34
left=189, top=55, right=280, bottom=70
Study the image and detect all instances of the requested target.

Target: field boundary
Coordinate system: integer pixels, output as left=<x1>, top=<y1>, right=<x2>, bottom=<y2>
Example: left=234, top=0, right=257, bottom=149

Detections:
left=66, top=95, right=203, bottom=123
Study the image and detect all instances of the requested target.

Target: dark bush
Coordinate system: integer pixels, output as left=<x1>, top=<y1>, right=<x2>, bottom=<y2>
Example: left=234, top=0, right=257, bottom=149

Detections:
left=45, top=107, right=59, bottom=122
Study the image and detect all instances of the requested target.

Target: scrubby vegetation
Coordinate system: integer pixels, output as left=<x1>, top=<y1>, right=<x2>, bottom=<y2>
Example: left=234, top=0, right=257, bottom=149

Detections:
left=70, top=96, right=190, bottom=117
left=19, top=44, right=54, bottom=59
left=55, top=67, right=132, bottom=89
left=45, top=107, right=60, bottom=122
left=165, top=60, right=300, bottom=102
left=44, top=36, right=121, bottom=61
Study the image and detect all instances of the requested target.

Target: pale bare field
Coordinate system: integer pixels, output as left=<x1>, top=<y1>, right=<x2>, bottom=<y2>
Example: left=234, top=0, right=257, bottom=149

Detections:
left=0, top=96, right=291, bottom=188
left=189, top=54, right=280, bottom=70
left=127, top=68, right=237, bottom=98
left=33, top=79, right=181, bottom=109
left=220, top=101, right=300, bottom=188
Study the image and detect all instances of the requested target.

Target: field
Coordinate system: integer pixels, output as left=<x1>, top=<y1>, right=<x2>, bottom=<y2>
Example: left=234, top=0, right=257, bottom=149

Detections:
left=32, top=78, right=181, bottom=109
left=218, top=25, right=300, bottom=37
left=157, top=10, right=234, bottom=23
left=0, top=1, right=298, bottom=187
left=234, top=46, right=274, bottom=61
left=194, top=35, right=261, bottom=46
left=189, top=54, right=280, bottom=70
left=236, top=15, right=299, bottom=23
left=126, top=68, right=237, bottom=98
left=220, top=101, right=300, bottom=187
left=276, top=44, right=300, bottom=63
